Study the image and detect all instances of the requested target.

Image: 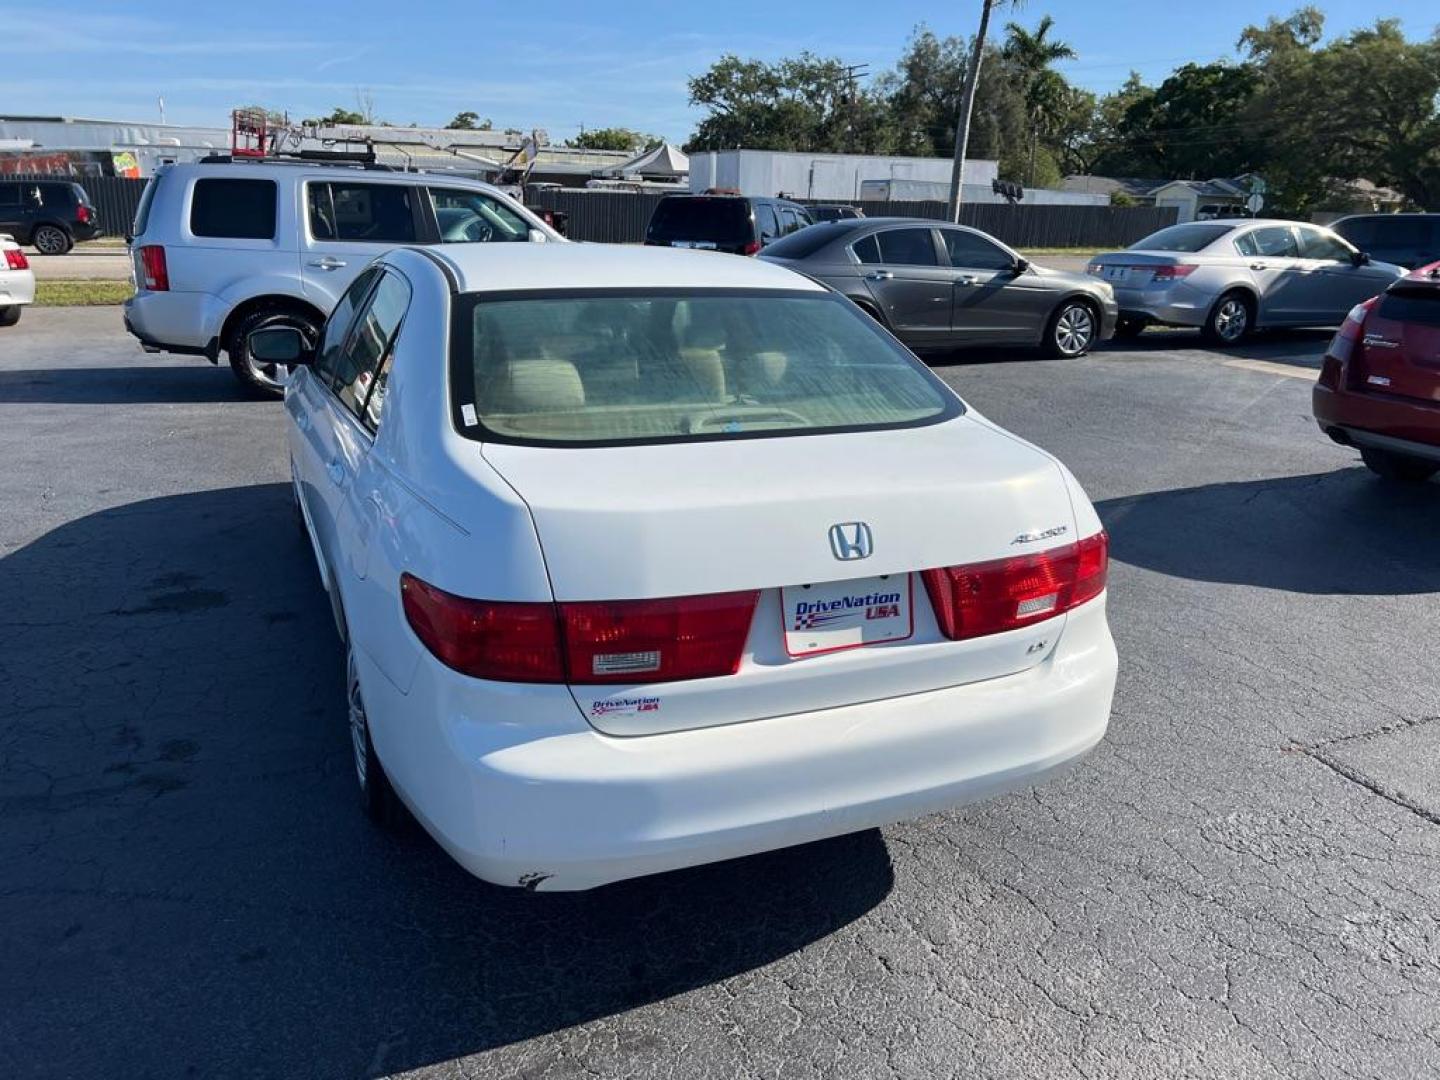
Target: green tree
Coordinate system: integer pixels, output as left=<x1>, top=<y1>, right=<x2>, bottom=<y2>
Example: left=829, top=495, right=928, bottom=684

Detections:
left=565, top=127, right=662, bottom=152
left=1002, top=16, right=1078, bottom=185
left=1111, top=61, right=1263, bottom=179
left=303, top=106, right=367, bottom=126
left=685, top=53, right=894, bottom=154
left=446, top=111, right=492, bottom=131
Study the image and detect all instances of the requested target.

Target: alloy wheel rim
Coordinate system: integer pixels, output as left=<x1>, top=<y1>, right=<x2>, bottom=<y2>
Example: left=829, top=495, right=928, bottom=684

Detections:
left=1216, top=299, right=1248, bottom=341
left=1056, top=305, right=1094, bottom=355
left=346, top=650, right=369, bottom=790
left=35, top=228, right=66, bottom=254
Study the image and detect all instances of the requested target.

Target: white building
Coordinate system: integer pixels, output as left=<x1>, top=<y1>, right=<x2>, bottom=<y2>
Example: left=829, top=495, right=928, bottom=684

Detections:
left=688, top=149, right=1103, bottom=205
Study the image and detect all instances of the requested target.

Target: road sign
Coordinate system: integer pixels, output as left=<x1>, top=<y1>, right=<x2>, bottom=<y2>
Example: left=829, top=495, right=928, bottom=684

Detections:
left=1246, top=193, right=1265, bottom=214
left=1250, top=176, right=1267, bottom=195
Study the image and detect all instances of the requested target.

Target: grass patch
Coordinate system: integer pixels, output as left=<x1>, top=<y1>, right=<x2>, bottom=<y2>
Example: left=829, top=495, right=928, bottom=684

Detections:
left=35, top=280, right=133, bottom=306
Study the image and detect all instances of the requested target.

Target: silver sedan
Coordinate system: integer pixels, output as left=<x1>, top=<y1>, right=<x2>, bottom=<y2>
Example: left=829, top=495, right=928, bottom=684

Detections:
left=1088, top=219, right=1405, bottom=345
left=760, top=218, right=1117, bottom=359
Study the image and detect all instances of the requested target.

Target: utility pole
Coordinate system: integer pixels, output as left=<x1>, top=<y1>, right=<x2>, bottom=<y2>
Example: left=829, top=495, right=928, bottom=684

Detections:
left=948, top=0, right=997, bottom=222
left=839, top=63, right=869, bottom=153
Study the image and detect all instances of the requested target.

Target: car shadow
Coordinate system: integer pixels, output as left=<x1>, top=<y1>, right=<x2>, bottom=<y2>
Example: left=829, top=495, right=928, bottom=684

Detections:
left=0, top=484, right=894, bottom=1077
left=1099, top=468, right=1440, bottom=595
left=1097, top=327, right=1333, bottom=365
left=0, top=365, right=258, bottom=405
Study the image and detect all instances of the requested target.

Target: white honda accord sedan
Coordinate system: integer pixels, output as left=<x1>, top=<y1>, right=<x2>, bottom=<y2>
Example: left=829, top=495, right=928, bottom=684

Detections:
left=251, top=243, right=1117, bottom=891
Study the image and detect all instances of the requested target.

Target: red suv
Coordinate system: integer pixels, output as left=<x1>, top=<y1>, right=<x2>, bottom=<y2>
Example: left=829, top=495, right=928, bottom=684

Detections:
left=1314, top=262, right=1440, bottom=483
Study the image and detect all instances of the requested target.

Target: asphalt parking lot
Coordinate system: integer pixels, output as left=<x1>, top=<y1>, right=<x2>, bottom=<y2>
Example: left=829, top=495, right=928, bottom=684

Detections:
left=3, top=307, right=1439, bottom=1079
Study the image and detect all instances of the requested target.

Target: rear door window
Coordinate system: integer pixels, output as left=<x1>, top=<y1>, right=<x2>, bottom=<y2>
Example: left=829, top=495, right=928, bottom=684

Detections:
left=851, top=235, right=882, bottom=264
left=0, top=184, right=19, bottom=208
left=190, top=178, right=277, bottom=240
left=309, top=182, right=418, bottom=243
left=755, top=203, right=780, bottom=242
left=876, top=227, right=940, bottom=266
left=1238, top=226, right=1299, bottom=259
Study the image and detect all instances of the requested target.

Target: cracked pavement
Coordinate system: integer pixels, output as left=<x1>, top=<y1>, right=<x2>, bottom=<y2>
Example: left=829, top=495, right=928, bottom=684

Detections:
left=2, top=310, right=1438, bottom=1079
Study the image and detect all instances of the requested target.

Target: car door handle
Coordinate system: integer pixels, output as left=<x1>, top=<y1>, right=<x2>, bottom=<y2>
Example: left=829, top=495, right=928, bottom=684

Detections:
left=865, top=271, right=894, bottom=281
left=294, top=411, right=310, bottom=432
left=307, top=257, right=347, bottom=270
left=954, top=276, right=978, bottom=287
left=1249, top=262, right=1268, bottom=271
left=326, top=460, right=345, bottom=487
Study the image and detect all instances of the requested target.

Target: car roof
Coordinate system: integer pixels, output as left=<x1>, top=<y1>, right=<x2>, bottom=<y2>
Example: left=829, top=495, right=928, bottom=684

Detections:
left=426, top=243, right=828, bottom=295
left=160, top=160, right=509, bottom=192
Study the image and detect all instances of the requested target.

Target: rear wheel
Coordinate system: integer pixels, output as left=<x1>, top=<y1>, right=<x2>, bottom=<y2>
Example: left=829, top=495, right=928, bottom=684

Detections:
left=1360, top=446, right=1438, bottom=484
left=1202, top=291, right=1252, bottom=346
left=32, top=224, right=71, bottom=255
left=1044, top=300, right=1098, bottom=358
left=226, top=305, right=319, bottom=398
left=347, top=645, right=402, bottom=825
left=0, top=305, right=19, bottom=327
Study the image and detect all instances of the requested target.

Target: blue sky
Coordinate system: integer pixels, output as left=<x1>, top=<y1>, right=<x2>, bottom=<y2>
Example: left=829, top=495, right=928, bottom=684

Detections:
left=3, top=1, right=1436, bottom=142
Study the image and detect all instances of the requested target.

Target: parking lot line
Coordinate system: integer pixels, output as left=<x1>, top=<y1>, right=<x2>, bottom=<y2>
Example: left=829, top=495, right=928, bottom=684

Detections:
left=1221, top=357, right=1319, bottom=380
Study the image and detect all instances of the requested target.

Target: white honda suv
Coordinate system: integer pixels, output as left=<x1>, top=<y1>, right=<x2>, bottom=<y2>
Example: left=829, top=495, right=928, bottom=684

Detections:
left=250, top=243, right=1118, bottom=891
left=122, top=159, right=562, bottom=395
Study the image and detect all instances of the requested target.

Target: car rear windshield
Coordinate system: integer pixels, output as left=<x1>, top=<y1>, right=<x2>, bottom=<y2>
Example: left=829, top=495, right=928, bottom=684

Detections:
left=762, top=221, right=862, bottom=259
left=1377, top=286, right=1440, bottom=327
left=647, top=199, right=751, bottom=244
left=1129, top=223, right=1235, bottom=253
left=450, top=289, right=960, bottom=446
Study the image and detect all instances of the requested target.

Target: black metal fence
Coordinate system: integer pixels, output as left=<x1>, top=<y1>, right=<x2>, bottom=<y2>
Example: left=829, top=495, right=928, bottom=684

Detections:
left=11, top=174, right=1180, bottom=250
left=8, top=175, right=147, bottom=237
left=528, top=190, right=1180, bottom=248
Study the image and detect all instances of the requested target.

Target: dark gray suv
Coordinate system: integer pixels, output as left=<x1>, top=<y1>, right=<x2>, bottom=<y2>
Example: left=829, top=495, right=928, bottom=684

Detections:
left=0, top=180, right=102, bottom=254
left=1331, top=214, right=1440, bottom=272
left=761, top=218, right=1117, bottom=358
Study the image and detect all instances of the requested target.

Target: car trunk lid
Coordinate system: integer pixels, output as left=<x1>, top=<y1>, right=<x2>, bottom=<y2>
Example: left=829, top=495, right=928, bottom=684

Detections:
left=1350, top=280, right=1440, bottom=404
left=481, top=416, right=1084, bottom=735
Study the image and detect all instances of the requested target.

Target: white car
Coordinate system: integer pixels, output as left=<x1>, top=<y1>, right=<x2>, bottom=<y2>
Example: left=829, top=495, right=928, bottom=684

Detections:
left=253, top=244, right=1118, bottom=891
left=122, top=159, right=562, bottom=395
left=0, top=234, right=35, bottom=326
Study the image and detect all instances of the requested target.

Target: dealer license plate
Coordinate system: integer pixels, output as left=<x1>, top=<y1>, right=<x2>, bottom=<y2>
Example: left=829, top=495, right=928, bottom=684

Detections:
left=781, top=574, right=914, bottom=658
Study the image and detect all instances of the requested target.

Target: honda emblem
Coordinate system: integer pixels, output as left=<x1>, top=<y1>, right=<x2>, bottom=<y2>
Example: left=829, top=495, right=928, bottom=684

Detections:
left=828, top=522, right=874, bottom=561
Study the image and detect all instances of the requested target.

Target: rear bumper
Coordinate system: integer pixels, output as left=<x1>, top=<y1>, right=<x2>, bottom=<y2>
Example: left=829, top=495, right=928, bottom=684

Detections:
left=362, top=596, right=1117, bottom=892
left=0, top=268, right=35, bottom=307
left=1112, top=282, right=1212, bottom=328
left=1314, top=382, right=1440, bottom=460
left=123, top=291, right=223, bottom=359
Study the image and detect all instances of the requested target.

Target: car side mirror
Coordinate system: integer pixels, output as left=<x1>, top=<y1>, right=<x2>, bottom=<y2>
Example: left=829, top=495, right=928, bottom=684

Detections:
left=1012, top=257, right=1031, bottom=274
left=1351, top=250, right=1371, bottom=267
left=528, top=228, right=549, bottom=243
left=248, top=327, right=314, bottom=365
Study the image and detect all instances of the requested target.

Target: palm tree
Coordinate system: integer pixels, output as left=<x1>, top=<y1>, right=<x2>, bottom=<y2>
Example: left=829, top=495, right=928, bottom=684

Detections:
left=1002, top=16, right=1078, bottom=186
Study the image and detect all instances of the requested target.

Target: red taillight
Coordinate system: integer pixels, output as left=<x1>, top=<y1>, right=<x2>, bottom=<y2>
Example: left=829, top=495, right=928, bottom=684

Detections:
left=562, top=592, right=759, bottom=683
left=921, top=532, right=1109, bottom=642
left=401, top=574, right=564, bottom=683
left=400, top=573, right=759, bottom=685
left=1152, top=264, right=1198, bottom=281
left=1326, top=296, right=1379, bottom=368
left=741, top=240, right=761, bottom=256
left=4, top=248, right=28, bottom=271
left=139, top=245, right=169, bottom=291
left=76, top=205, right=92, bottom=225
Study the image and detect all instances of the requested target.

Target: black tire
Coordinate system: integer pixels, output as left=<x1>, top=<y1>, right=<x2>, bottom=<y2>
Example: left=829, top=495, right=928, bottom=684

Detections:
left=226, top=304, right=320, bottom=398
left=1043, top=299, right=1099, bottom=358
left=31, top=224, right=71, bottom=255
left=1202, top=290, right=1253, bottom=346
left=851, top=298, right=886, bottom=327
left=0, top=305, right=19, bottom=327
left=1113, top=317, right=1146, bottom=340
left=1359, top=446, right=1438, bottom=484
left=346, top=645, right=402, bottom=825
